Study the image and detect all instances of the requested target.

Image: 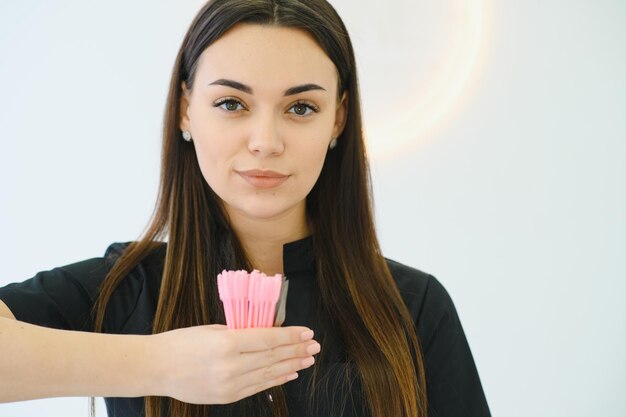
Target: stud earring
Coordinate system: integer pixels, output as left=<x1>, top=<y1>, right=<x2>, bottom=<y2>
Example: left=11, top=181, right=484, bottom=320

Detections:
left=182, top=130, right=192, bottom=142
left=329, top=137, right=338, bottom=149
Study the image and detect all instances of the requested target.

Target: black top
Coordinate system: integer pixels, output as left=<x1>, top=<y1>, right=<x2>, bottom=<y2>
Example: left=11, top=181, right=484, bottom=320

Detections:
left=0, top=236, right=491, bottom=417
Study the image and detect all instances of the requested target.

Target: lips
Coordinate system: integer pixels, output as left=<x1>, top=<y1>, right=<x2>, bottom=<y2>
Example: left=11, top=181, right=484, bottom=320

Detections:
left=238, top=169, right=288, bottom=178
left=237, top=169, right=290, bottom=189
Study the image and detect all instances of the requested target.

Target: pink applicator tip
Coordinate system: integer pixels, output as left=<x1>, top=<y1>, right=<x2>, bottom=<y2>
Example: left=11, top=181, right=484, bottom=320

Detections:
left=216, top=269, right=287, bottom=329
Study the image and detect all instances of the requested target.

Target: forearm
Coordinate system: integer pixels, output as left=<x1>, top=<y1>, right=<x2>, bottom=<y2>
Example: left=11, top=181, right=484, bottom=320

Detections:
left=0, top=316, right=157, bottom=402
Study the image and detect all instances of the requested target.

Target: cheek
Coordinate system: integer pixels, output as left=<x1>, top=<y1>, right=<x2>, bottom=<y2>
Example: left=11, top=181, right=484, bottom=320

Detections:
left=295, top=141, right=329, bottom=188
left=191, top=129, right=241, bottom=186
left=188, top=104, right=237, bottom=173
left=285, top=121, right=333, bottom=185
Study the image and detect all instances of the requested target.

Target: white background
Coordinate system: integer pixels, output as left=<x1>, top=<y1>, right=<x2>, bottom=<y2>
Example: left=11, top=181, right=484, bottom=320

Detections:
left=1, top=1, right=624, bottom=416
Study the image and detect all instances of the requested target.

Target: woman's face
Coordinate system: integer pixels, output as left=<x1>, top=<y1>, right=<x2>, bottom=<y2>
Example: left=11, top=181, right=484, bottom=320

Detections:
left=179, top=23, right=347, bottom=225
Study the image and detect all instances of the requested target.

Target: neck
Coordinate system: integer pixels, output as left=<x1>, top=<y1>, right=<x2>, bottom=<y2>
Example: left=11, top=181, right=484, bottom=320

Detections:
left=226, top=204, right=310, bottom=275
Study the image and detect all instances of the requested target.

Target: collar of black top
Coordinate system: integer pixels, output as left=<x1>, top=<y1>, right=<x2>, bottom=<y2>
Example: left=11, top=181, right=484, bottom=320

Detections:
left=282, top=235, right=315, bottom=276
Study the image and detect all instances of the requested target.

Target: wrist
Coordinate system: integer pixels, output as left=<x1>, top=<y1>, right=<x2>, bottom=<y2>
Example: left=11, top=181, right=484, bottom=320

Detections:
left=143, top=332, right=176, bottom=398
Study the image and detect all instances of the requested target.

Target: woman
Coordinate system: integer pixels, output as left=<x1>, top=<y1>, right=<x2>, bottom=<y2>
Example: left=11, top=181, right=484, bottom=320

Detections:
left=0, top=1, right=490, bottom=416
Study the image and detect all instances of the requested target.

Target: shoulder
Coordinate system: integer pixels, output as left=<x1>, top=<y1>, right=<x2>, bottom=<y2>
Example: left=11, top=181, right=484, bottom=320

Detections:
left=384, top=257, right=458, bottom=337
left=102, top=241, right=167, bottom=285
left=101, top=240, right=167, bottom=293
left=384, top=257, right=432, bottom=296
left=104, top=241, right=166, bottom=266
left=98, top=241, right=166, bottom=333
left=384, top=257, right=452, bottom=308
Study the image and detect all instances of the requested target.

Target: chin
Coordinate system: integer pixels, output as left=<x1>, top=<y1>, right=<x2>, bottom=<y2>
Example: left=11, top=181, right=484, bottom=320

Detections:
left=245, top=206, right=290, bottom=220
left=232, top=199, right=302, bottom=221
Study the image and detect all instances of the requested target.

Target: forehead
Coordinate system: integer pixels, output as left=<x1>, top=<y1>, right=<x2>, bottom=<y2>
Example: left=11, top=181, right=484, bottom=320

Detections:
left=194, top=23, right=339, bottom=95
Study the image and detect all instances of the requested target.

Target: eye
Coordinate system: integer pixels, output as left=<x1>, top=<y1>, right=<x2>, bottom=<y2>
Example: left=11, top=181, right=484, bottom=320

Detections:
left=213, top=98, right=246, bottom=112
left=288, top=101, right=319, bottom=117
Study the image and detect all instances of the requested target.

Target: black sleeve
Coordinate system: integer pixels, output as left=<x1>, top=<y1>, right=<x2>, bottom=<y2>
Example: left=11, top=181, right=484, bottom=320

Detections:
left=417, top=275, right=491, bottom=417
left=0, top=243, right=131, bottom=332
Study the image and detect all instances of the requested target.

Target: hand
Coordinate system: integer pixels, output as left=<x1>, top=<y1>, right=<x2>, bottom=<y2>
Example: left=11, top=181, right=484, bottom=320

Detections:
left=150, top=324, right=320, bottom=404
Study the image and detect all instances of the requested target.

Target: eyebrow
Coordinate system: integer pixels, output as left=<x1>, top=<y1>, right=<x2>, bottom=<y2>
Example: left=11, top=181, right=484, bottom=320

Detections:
left=208, top=78, right=327, bottom=96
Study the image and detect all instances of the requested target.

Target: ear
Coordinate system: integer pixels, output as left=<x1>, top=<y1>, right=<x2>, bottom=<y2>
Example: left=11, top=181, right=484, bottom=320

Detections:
left=331, top=91, right=348, bottom=139
left=179, top=81, right=191, bottom=131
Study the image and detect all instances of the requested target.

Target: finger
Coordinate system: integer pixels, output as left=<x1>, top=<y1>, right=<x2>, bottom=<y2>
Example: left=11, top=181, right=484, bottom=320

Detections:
left=238, top=340, right=321, bottom=374
left=241, top=354, right=315, bottom=390
left=207, top=324, right=228, bottom=330
left=235, top=367, right=302, bottom=401
left=234, top=326, right=314, bottom=353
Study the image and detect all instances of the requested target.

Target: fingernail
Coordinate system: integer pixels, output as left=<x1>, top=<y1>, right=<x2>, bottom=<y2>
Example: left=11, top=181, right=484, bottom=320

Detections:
left=300, top=330, right=314, bottom=341
left=301, top=357, right=315, bottom=367
left=287, top=372, right=299, bottom=381
left=306, top=342, right=321, bottom=355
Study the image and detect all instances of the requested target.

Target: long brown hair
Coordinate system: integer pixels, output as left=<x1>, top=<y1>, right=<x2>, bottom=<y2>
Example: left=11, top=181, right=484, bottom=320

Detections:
left=90, top=1, right=427, bottom=416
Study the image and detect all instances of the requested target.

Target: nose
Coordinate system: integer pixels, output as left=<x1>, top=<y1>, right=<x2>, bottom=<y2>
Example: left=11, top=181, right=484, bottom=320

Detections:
left=247, top=111, right=284, bottom=157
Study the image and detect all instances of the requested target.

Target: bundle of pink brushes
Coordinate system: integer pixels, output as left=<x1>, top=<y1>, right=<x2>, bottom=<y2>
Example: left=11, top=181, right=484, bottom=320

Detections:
left=217, top=270, right=289, bottom=329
